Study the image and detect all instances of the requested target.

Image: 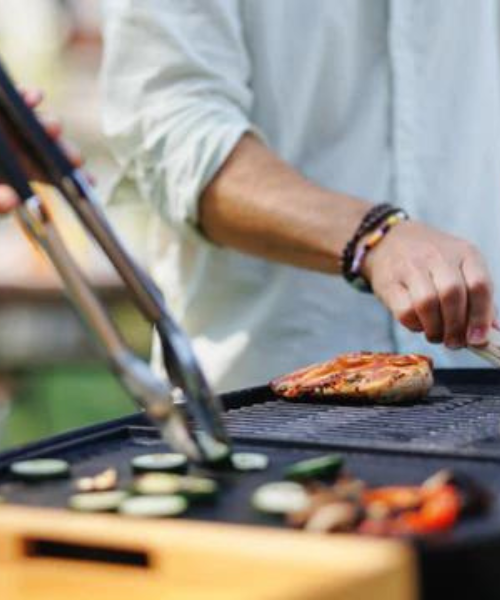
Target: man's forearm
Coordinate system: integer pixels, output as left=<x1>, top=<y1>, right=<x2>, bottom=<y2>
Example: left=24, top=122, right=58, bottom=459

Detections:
left=200, top=134, right=371, bottom=274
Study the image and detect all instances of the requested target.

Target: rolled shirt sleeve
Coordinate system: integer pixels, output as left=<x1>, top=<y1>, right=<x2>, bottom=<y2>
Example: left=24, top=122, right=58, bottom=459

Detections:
left=100, top=0, right=259, bottom=238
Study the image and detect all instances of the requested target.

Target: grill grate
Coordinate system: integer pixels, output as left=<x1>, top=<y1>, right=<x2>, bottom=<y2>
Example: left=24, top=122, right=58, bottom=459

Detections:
left=224, top=393, right=500, bottom=459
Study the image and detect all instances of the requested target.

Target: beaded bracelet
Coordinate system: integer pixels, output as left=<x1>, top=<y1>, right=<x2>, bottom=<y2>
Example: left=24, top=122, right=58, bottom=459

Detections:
left=341, top=203, right=403, bottom=284
left=346, top=210, right=409, bottom=292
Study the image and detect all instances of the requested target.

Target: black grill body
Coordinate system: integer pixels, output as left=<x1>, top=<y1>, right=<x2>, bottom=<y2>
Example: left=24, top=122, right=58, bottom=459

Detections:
left=1, top=369, right=500, bottom=599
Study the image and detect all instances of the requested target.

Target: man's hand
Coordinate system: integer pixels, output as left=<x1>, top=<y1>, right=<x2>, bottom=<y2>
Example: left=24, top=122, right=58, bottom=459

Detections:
left=0, top=89, right=83, bottom=214
left=363, top=220, right=494, bottom=348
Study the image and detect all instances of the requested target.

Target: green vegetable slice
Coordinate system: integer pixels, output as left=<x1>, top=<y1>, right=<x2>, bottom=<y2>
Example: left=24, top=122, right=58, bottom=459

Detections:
left=10, top=459, right=70, bottom=481
left=231, top=452, right=269, bottom=472
left=179, top=476, right=218, bottom=500
left=69, top=490, right=128, bottom=513
left=252, top=482, right=310, bottom=515
left=284, top=454, right=343, bottom=482
left=133, top=473, right=182, bottom=495
left=131, top=453, right=187, bottom=474
left=119, top=495, right=188, bottom=518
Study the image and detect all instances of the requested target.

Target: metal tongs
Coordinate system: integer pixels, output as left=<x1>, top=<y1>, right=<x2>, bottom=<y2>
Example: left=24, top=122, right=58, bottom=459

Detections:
left=0, top=59, right=230, bottom=464
left=469, top=328, right=500, bottom=369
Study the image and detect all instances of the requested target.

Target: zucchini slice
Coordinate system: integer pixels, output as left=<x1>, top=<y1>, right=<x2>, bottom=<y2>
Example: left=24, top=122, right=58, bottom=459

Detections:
left=252, top=481, right=310, bottom=515
left=284, top=454, right=343, bottom=482
left=179, top=476, right=218, bottom=501
left=231, top=452, right=269, bottom=472
left=69, top=490, right=128, bottom=513
left=196, top=432, right=231, bottom=465
left=131, top=453, right=187, bottom=474
left=133, top=473, right=182, bottom=496
left=119, top=495, right=188, bottom=518
left=10, top=459, right=70, bottom=481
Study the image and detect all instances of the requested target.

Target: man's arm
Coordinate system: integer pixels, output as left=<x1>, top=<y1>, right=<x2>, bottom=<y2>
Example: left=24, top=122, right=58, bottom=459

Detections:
left=201, top=134, right=370, bottom=274
left=201, top=134, right=495, bottom=349
left=99, top=0, right=494, bottom=351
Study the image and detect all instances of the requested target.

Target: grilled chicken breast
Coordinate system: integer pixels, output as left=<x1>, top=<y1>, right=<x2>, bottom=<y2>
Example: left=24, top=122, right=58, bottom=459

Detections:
left=270, top=352, right=433, bottom=404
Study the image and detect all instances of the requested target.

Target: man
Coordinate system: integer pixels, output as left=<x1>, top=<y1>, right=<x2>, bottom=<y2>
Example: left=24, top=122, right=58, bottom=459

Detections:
left=2, top=2, right=498, bottom=392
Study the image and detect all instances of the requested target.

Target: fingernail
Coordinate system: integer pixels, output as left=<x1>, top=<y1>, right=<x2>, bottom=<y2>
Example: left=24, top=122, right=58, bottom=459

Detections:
left=468, top=327, right=487, bottom=345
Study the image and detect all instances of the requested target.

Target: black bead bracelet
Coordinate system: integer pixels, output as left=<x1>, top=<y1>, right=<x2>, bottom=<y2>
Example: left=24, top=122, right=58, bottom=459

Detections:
left=341, top=203, right=408, bottom=292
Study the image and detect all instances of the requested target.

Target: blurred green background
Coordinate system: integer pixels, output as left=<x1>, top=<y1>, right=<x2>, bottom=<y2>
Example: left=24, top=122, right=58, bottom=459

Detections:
left=0, top=302, right=151, bottom=450
left=1, top=365, right=134, bottom=450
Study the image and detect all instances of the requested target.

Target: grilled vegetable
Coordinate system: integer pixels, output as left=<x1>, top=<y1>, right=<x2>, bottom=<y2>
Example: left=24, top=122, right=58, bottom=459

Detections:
left=252, top=482, right=310, bottom=515
left=133, top=473, right=218, bottom=501
left=119, top=495, right=188, bottom=518
left=363, top=486, right=422, bottom=513
left=400, top=484, right=460, bottom=534
left=133, top=473, right=182, bottom=495
left=10, top=459, right=70, bottom=481
left=196, top=432, right=231, bottom=466
left=284, top=454, right=343, bottom=482
left=131, top=453, right=187, bottom=474
left=69, top=490, right=128, bottom=513
left=360, top=482, right=461, bottom=536
left=423, top=469, right=491, bottom=516
left=305, top=501, right=359, bottom=533
left=287, top=479, right=364, bottom=528
left=179, top=476, right=218, bottom=501
left=75, top=468, right=118, bottom=492
left=231, top=452, right=269, bottom=472
left=284, top=467, right=485, bottom=537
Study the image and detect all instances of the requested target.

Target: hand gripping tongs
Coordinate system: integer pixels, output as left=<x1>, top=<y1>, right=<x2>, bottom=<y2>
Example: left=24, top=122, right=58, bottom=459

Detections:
left=0, top=59, right=230, bottom=464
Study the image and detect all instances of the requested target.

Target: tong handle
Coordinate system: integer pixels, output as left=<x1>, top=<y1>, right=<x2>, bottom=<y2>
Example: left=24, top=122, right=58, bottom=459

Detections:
left=0, top=122, right=34, bottom=202
left=0, top=60, right=73, bottom=182
left=0, top=61, right=166, bottom=322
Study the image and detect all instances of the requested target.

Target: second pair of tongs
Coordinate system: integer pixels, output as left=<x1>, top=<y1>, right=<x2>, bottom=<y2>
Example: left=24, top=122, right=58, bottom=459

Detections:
left=469, top=328, right=500, bottom=369
left=0, top=58, right=230, bottom=464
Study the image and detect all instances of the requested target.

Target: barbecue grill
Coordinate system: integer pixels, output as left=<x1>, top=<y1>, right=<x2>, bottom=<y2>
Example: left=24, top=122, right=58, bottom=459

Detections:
left=1, top=369, right=500, bottom=599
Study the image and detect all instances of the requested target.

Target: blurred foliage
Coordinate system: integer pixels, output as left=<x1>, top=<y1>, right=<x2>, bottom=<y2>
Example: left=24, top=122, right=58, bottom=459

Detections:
left=1, top=365, right=136, bottom=450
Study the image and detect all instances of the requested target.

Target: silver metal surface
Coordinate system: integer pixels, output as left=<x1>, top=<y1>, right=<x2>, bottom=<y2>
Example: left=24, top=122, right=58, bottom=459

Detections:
left=15, top=196, right=204, bottom=462
left=468, top=328, right=500, bottom=369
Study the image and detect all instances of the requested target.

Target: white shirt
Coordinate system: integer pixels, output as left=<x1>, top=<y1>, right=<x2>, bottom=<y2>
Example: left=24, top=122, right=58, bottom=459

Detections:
left=101, top=0, right=500, bottom=392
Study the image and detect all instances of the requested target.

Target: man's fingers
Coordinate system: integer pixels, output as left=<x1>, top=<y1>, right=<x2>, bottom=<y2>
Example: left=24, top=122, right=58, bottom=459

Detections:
left=0, top=185, right=19, bottom=213
left=461, top=252, right=494, bottom=346
left=385, top=283, right=423, bottom=332
left=59, top=139, right=84, bottom=168
left=20, top=88, right=43, bottom=108
left=39, top=113, right=63, bottom=139
left=406, top=266, right=444, bottom=343
left=430, top=259, right=467, bottom=349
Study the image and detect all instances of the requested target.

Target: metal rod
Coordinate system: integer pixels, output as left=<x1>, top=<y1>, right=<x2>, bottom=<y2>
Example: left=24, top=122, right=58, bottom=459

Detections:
left=16, top=197, right=203, bottom=461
